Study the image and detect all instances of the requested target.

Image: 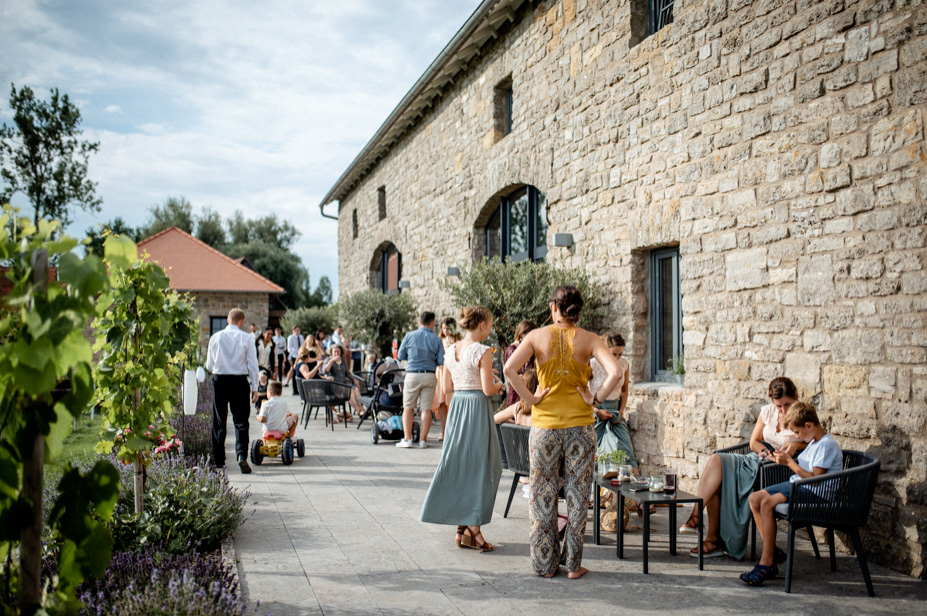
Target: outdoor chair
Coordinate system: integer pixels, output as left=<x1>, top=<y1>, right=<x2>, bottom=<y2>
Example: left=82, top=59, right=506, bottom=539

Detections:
left=759, top=450, right=880, bottom=596
left=296, top=377, right=310, bottom=425
left=300, top=379, right=353, bottom=431
left=499, top=423, right=531, bottom=518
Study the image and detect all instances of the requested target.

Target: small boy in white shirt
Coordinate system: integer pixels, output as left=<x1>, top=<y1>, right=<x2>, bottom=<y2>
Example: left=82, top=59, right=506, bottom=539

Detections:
left=257, top=381, right=298, bottom=437
left=742, top=401, right=843, bottom=586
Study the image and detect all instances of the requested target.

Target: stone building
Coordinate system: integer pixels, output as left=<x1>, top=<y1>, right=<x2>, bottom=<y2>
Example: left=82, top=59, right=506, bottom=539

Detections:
left=321, top=0, right=927, bottom=577
left=138, top=227, right=285, bottom=351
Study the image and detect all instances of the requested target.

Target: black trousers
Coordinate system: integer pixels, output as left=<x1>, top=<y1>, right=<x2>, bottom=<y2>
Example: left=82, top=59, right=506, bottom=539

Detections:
left=212, top=374, right=251, bottom=467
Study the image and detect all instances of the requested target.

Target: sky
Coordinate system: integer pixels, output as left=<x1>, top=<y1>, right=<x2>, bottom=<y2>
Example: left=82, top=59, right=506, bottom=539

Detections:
left=0, top=0, right=481, bottom=296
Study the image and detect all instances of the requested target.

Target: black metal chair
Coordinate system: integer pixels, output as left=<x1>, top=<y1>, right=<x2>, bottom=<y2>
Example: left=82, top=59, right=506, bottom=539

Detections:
left=300, top=379, right=352, bottom=431
left=760, top=450, right=880, bottom=596
left=499, top=423, right=531, bottom=518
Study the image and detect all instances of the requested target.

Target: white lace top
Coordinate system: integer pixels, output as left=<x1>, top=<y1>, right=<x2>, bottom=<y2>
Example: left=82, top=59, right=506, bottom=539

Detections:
left=444, top=341, right=490, bottom=391
left=589, top=356, right=629, bottom=401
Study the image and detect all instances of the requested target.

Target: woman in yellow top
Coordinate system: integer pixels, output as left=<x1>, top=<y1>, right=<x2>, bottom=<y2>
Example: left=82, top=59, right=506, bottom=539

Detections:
left=504, top=286, right=622, bottom=579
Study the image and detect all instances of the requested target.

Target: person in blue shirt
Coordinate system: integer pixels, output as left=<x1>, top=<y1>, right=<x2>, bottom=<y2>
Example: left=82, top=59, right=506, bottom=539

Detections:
left=396, top=311, right=445, bottom=448
left=742, top=401, right=843, bottom=586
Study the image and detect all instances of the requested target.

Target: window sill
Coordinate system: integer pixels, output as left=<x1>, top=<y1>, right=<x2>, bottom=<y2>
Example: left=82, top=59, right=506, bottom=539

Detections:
left=632, top=380, right=685, bottom=394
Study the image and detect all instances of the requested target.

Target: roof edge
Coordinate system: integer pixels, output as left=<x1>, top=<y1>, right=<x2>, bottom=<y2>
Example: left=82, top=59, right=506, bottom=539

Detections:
left=319, top=0, right=526, bottom=214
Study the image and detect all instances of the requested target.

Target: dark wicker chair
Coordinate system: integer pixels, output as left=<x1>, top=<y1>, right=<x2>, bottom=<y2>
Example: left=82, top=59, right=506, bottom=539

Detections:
left=300, top=379, right=353, bottom=431
left=499, top=423, right=531, bottom=518
left=760, top=450, right=880, bottom=596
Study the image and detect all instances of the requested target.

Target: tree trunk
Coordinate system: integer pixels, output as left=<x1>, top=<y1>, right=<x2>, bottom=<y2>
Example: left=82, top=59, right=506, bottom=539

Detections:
left=19, top=432, right=43, bottom=612
left=133, top=452, right=145, bottom=515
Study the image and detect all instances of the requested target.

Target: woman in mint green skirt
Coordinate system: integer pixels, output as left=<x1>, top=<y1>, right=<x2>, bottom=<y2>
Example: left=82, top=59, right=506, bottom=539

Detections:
left=589, top=332, right=635, bottom=472
left=420, top=306, right=504, bottom=551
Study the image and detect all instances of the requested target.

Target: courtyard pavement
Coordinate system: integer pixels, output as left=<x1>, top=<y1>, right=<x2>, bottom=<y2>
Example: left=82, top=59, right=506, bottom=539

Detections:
left=225, top=393, right=926, bottom=616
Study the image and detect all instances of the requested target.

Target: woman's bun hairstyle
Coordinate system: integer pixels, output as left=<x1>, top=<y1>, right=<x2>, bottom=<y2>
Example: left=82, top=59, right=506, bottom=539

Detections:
left=768, top=376, right=798, bottom=400
left=551, top=285, right=584, bottom=322
left=603, top=332, right=625, bottom=348
left=457, top=306, right=492, bottom=330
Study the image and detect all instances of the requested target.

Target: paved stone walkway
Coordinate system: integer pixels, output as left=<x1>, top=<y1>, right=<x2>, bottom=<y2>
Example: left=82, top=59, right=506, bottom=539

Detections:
left=226, top=394, right=925, bottom=615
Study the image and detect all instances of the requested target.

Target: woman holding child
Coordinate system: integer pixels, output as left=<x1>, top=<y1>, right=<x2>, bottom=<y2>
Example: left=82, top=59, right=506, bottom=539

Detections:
left=504, top=286, right=622, bottom=579
left=680, top=376, right=805, bottom=560
left=420, top=306, right=504, bottom=551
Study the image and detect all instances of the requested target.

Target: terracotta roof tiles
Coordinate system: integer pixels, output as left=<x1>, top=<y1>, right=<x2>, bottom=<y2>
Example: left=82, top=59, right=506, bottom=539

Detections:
left=138, top=227, right=284, bottom=294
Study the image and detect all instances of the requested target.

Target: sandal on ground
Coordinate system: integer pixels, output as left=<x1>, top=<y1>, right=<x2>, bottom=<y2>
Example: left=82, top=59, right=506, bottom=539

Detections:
left=679, top=510, right=700, bottom=534
left=740, top=562, right=778, bottom=586
left=690, top=539, right=726, bottom=558
left=438, top=433, right=444, bottom=442
left=454, top=525, right=467, bottom=548
left=460, top=527, right=494, bottom=552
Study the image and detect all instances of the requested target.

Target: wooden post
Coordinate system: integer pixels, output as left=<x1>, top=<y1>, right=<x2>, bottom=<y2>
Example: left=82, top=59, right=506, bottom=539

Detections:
left=19, top=249, right=48, bottom=610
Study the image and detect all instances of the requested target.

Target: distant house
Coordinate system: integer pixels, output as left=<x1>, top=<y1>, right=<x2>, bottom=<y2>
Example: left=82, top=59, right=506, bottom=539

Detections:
left=138, top=227, right=285, bottom=350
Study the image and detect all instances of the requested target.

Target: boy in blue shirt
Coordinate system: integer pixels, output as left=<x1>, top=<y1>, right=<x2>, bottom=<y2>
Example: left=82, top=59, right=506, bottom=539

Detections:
left=742, top=401, right=843, bottom=586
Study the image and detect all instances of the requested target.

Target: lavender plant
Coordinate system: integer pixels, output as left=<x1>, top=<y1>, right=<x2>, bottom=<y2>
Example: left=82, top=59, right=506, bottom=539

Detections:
left=77, top=547, right=245, bottom=616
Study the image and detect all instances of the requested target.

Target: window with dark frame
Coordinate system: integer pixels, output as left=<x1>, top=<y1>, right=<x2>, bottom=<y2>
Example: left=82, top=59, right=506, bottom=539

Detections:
left=352, top=209, right=358, bottom=239
left=650, top=246, right=683, bottom=380
left=494, top=77, right=513, bottom=139
left=483, top=186, right=548, bottom=262
left=210, top=317, right=227, bottom=337
left=650, top=0, right=675, bottom=34
left=377, top=186, right=387, bottom=221
left=376, top=245, right=401, bottom=294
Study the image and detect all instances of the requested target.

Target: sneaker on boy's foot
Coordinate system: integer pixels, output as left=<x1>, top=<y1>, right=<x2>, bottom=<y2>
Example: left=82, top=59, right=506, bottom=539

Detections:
left=396, top=439, right=413, bottom=448
left=417, top=440, right=429, bottom=449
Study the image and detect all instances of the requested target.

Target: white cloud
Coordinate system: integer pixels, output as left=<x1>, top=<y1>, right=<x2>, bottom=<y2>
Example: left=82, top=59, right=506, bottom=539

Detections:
left=0, top=0, right=481, bottom=296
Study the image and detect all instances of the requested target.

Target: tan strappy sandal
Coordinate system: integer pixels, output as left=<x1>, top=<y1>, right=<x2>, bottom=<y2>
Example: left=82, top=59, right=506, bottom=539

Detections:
left=460, top=526, right=494, bottom=552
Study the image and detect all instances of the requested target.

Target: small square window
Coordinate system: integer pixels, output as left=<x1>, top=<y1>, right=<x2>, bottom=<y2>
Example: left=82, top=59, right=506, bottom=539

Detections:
left=210, top=317, right=227, bottom=337
left=631, top=0, right=675, bottom=47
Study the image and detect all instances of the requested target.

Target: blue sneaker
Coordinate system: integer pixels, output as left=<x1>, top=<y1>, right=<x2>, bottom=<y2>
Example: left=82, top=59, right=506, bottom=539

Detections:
left=740, top=562, right=778, bottom=586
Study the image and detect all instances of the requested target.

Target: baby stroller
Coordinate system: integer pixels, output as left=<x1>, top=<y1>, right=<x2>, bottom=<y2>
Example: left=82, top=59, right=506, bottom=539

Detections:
left=359, top=360, right=419, bottom=445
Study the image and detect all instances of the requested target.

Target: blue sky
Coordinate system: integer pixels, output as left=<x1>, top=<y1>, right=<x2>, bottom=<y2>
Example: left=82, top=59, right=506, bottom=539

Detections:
left=0, top=0, right=480, bottom=296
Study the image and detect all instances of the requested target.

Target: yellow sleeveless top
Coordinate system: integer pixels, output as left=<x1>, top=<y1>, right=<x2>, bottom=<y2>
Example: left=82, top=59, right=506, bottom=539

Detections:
left=531, top=326, right=594, bottom=429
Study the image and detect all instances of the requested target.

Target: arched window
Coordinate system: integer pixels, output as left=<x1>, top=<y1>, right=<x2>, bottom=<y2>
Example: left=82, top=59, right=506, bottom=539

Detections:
left=373, top=243, right=402, bottom=294
left=483, top=185, right=548, bottom=262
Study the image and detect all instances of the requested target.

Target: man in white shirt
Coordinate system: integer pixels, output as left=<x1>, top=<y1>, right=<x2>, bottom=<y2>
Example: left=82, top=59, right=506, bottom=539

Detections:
left=272, top=327, right=287, bottom=380
left=287, top=326, right=304, bottom=395
left=207, top=308, right=260, bottom=474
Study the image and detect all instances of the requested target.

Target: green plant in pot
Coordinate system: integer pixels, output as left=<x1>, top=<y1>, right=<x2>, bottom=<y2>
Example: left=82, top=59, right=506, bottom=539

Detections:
left=596, top=448, right=629, bottom=478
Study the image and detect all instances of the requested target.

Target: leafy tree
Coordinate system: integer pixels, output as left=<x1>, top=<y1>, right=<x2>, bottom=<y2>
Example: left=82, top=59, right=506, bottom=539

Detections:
left=195, top=207, right=226, bottom=248
left=136, top=196, right=194, bottom=239
left=339, top=289, right=417, bottom=358
left=280, top=305, right=338, bottom=340
left=439, top=258, right=604, bottom=348
left=0, top=206, right=119, bottom=612
left=84, top=216, right=137, bottom=257
left=308, top=276, right=333, bottom=307
left=0, top=85, right=101, bottom=231
left=91, top=235, right=196, bottom=515
left=226, top=210, right=299, bottom=249
left=224, top=240, right=310, bottom=309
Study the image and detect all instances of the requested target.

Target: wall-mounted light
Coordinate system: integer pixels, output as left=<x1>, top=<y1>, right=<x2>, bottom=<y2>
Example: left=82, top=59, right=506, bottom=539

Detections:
left=552, top=233, right=574, bottom=248
left=446, top=267, right=461, bottom=276
left=398, top=280, right=411, bottom=289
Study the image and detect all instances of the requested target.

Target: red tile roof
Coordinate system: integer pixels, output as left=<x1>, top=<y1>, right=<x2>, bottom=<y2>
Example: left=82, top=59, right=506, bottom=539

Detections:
left=138, top=227, right=284, bottom=294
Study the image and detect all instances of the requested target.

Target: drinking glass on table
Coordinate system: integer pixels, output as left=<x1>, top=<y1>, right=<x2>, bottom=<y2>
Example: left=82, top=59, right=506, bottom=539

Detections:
left=663, top=470, right=677, bottom=495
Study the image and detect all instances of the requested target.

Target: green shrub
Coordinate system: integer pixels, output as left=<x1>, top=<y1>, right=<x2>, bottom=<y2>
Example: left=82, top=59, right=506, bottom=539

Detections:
left=107, top=456, right=248, bottom=554
left=280, top=304, right=339, bottom=337
left=339, top=289, right=417, bottom=357
left=438, top=258, right=604, bottom=347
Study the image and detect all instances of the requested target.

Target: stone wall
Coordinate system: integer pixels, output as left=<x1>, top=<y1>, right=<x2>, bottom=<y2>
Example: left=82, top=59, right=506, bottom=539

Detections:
left=336, top=0, right=927, bottom=577
left=189, top=292, right=269, bottom=352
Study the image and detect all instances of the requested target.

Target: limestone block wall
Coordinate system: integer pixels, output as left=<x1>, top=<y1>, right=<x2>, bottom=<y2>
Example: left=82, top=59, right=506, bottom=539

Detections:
left=189, top=292, right=269, bottom=353
left=336, top=0, right=927, bottom=576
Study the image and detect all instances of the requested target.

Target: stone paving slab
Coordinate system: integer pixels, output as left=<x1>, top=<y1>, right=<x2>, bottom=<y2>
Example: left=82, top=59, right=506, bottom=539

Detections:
left=226, top=394, right=926, bottom=615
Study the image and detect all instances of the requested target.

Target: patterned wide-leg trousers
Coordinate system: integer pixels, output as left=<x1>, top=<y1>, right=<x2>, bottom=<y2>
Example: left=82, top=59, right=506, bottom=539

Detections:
left=528, top=424, right=595, bottom=575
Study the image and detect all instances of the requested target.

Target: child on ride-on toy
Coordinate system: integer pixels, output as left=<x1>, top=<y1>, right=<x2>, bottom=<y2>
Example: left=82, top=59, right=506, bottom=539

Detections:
left=257, top=380, right=298, bottom=437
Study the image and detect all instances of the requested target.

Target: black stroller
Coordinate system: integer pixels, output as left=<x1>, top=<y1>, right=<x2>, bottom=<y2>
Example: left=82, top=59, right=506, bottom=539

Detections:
left=357, top=360, right=419, bottom=444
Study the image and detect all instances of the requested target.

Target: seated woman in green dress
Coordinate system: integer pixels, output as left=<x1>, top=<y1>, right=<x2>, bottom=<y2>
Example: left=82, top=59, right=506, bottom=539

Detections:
left=589, top=333, right=635, bottom=473
left=679, top=376, right=805, bottom=559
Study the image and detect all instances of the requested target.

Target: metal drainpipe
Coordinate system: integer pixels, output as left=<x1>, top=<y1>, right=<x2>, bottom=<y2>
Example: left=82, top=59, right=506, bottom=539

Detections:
left=320, top=200, right=338, bottom=220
